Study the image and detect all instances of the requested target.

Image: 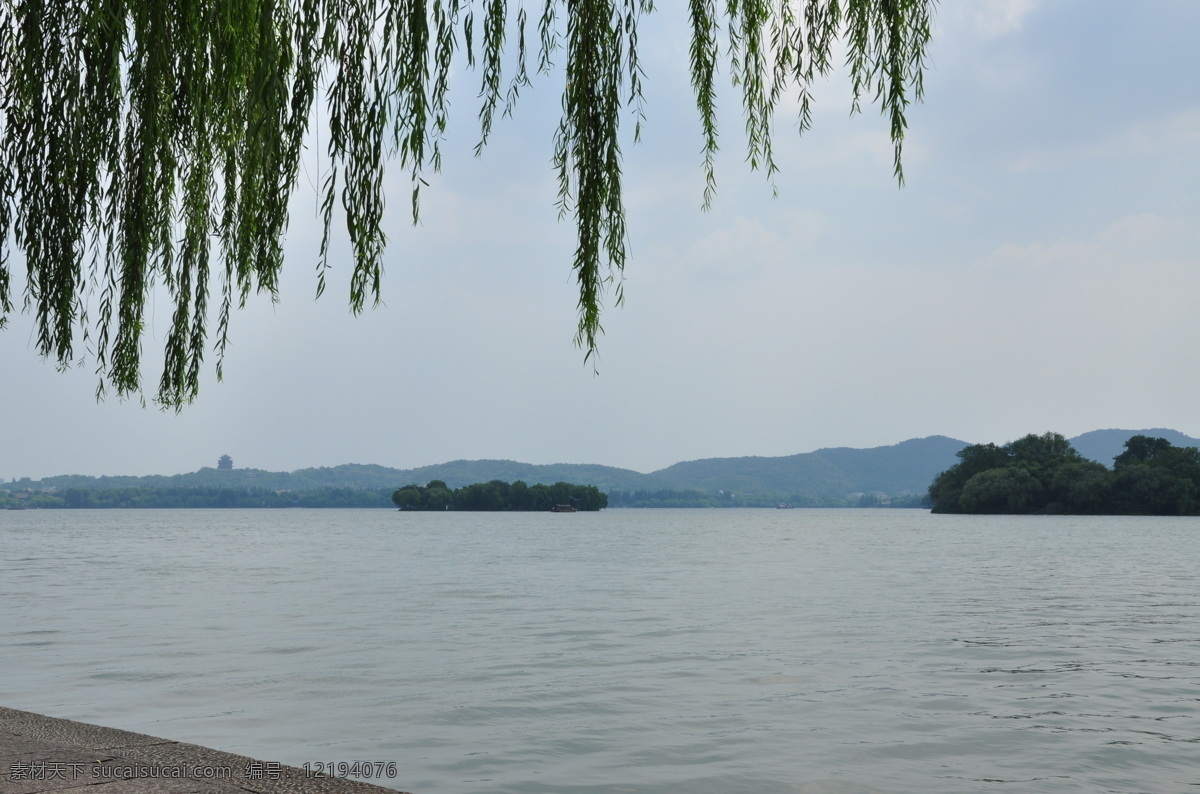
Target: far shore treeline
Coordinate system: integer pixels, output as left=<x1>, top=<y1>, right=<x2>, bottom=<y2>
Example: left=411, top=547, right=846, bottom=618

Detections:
left=605, top=489, right=927, bottom=508
left=929, top=433, right=1200, bottom=515
left=0, top=484, right=927, bottom=511
left=0, top=486, right=395, bottom=510
left=392, top=480, right=607, bottom=511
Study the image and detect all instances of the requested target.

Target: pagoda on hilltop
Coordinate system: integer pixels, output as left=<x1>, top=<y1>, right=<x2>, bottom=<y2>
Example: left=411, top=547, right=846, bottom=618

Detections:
left=218, top=454, right=233, bottom=470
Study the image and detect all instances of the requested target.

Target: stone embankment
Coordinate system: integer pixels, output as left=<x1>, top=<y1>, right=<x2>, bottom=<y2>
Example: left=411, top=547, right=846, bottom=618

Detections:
left=0, top=707, right=409, bottom=794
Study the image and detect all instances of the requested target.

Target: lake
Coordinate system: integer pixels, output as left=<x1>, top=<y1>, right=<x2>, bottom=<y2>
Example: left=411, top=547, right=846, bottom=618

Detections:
left=1, top=508, right=1196, bottom=793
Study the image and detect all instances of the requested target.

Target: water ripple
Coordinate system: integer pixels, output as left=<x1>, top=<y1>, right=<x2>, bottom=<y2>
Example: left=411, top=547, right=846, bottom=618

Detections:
left=1, top=509, right=1197, bottom=793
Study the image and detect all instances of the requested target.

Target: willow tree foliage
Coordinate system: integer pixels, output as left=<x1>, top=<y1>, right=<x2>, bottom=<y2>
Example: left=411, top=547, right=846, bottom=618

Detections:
left=0, top=0, right=934, bottom=405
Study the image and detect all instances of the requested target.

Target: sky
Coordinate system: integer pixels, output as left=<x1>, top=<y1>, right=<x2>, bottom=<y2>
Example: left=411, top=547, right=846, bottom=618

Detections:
left=3, top=0, right=1199, bottom=480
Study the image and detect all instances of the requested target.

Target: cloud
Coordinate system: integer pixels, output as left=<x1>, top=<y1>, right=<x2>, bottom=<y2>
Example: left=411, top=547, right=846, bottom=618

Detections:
left=941, top=0, right=1039, bottom=39
left=1013, top=107, right=1200, bottom=172
left=630, top=208, right=829, bottom=299
left=957, top=213, right=1200, bottom=360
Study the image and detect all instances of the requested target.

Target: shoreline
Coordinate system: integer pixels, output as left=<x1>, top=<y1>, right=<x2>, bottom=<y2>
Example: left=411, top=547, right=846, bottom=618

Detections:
left=0, top=706, right=408, bottom=793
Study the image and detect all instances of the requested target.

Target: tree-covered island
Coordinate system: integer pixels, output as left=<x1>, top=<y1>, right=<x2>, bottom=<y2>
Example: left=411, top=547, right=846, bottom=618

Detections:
left=392, top=480, right=607, bottom=511
left=929, top=433, right=1200, bottom=515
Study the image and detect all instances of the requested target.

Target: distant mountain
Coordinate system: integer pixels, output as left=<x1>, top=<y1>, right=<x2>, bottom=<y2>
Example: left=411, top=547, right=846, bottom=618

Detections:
left=649, top=436, right=969, bottom=497
left=806, top=436, right=975, bottom=493
left=15, top=430, right=1197, bottom=503
left=1068, top=428, right=1200, bottom=465
left=32, top=460, right=660, bottom=494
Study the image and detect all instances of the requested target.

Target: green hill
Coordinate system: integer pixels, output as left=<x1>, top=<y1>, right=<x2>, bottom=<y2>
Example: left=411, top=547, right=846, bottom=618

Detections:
left=1069, top=428, right=1200, bottom=465
left=650, top=436, right=968, bottom=497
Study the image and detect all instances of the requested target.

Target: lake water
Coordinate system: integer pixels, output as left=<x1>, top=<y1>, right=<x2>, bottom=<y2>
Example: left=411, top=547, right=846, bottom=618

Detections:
left=1, top=508, right=1197, bottom=793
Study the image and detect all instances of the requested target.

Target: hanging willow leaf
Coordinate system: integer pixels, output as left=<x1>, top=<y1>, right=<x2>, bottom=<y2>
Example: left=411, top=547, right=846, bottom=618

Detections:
left=0, top=0, right=934, bottom=406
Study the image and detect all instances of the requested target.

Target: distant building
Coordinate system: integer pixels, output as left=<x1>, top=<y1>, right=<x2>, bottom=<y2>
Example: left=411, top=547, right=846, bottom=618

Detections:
left=218, top=455, right=233, bottom=470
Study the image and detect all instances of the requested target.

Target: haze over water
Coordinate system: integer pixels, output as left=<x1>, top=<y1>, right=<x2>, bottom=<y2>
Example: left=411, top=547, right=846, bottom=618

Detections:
left=2, top=508, right=1197, bottom=793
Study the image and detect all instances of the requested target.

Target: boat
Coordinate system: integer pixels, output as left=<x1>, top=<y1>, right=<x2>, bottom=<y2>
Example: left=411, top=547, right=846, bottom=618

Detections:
left=550, top=504, right=577, bottom=513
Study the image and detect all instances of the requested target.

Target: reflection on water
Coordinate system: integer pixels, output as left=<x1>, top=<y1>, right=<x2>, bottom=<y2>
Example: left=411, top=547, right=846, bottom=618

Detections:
left=1, top=509, right=1197, bottom=793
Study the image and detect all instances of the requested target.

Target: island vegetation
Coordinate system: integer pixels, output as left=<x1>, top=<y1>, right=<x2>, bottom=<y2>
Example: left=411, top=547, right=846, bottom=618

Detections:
left=391, top=480, right=607, bottom=511
left=928, top=433, right=1200, bottom=515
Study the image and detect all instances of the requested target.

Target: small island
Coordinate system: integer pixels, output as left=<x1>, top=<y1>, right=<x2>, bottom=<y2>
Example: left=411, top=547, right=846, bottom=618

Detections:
left=929, top=433, right=1200, bottom=515
left=392, top=480, right=607, bottom=511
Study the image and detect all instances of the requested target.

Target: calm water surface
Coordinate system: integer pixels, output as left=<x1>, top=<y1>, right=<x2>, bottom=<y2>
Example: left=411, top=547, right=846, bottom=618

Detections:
left=1, top=508, right=1197, bottom=793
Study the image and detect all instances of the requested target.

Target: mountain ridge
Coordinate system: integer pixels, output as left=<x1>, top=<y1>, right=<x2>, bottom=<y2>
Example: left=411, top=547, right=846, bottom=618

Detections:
left=9, top=429, right=1197, bottom=500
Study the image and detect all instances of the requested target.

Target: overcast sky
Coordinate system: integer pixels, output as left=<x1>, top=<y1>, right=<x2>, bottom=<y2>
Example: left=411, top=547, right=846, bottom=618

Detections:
left=3, top=0, right=1199, bottom=480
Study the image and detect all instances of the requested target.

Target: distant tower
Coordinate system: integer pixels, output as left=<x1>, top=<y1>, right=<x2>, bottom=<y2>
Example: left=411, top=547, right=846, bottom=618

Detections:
left=218, top=455, right=233, bottom=470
